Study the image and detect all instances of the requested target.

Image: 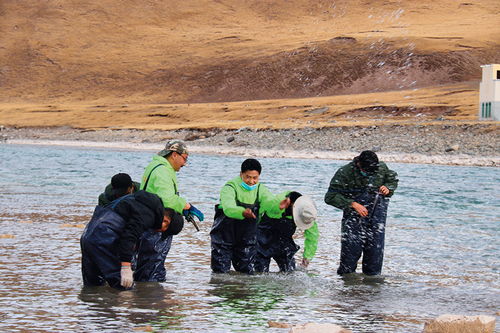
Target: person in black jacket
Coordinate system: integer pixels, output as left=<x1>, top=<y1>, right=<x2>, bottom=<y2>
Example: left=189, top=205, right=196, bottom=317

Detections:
left=80, top=190, right=184, bottom=289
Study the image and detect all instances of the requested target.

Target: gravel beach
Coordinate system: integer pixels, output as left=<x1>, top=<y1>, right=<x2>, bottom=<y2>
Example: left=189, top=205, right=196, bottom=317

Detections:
left=2, top=124, right=499, bottom=166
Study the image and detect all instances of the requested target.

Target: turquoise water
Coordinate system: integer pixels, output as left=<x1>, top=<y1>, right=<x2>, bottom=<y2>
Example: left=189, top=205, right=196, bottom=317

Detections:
left=0, top=143, right=498, bottom=332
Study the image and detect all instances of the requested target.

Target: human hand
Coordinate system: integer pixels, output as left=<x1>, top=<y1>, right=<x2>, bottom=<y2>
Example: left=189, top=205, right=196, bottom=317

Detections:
left=351, top=202, right=368, bottom=217
left=279, top=197, right=291, bottom=210
left=301, top=258, right=310, bottom=268
left=242, top=208, right=256, bottom=219
left=187, top=204, right=204, bottom=221
left=379, top=185, right=389, bottom=196
left=120, top=264, right=134, bottom=288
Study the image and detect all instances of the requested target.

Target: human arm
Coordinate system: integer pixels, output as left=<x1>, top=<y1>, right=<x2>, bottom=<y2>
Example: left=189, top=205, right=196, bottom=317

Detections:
left=380, top=163, right=398, bottom=197
left=303, top=221, right=319, bottom=261
left=114, top=200, right=149, bottom=263
left=219, top=183, right=246, bottom=219
left=258, top=185, right=283, bottom=217
left=324, top=166, right=355, bottom=210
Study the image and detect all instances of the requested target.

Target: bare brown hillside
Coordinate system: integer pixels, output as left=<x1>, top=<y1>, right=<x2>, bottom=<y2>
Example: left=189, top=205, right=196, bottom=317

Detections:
left=0, top=0, right=499, bottom=129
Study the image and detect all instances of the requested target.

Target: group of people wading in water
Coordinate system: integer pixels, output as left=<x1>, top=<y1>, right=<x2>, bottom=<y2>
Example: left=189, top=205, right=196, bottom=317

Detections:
left=80, top=140, right=398, bottom=289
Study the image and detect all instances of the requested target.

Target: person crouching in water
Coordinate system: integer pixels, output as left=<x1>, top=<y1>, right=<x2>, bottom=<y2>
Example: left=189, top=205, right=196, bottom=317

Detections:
left=255, top=192, right=319, bottom=273
left=210, top=158, right=282, bottom=275
left=80, top=190, right=184, bottom=289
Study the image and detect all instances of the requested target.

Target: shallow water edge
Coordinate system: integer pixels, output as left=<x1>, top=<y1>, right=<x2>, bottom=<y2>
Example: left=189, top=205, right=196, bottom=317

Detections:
left=4, top=139, right=499, bottom=167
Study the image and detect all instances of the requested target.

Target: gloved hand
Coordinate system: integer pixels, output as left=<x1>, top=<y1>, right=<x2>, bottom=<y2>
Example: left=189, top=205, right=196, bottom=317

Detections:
left=120, top=264, right=134, bottom=288
left=184, top=204, right=204, bottom=222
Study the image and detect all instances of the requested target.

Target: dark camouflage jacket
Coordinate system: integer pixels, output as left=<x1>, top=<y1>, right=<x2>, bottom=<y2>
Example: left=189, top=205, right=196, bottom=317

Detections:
left=324, top=161, right=398, bottom=210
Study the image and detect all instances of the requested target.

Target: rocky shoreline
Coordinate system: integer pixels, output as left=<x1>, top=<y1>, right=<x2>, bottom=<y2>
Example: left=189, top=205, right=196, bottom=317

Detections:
left=1, top=124, right=499, bottom=166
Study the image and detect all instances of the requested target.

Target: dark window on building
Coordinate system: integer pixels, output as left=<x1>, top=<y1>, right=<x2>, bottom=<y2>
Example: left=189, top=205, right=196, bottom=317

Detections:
left=497, top=70, right=500, bottom=80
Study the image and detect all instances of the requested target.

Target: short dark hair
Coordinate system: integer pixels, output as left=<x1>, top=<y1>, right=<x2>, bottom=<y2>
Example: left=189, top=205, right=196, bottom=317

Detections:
left=357, top=150, right=379, bottom=172
left=162, top=208, right=184, bottom=237
left=241, top=158, right=262, bottom=174
left=111, top=173, right=133, bottom=198
left=287, top=191, right=302, bottom=203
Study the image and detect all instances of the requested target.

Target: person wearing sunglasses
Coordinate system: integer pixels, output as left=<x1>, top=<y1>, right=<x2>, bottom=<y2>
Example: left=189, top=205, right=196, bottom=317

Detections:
left=138, top=139, right=204, bottom=282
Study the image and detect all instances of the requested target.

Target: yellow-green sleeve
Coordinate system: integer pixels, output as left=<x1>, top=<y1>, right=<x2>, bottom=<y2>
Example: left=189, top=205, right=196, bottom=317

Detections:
left=303, top=221, right=319, bottom=260
left=220, top=184, right=245, bottom=220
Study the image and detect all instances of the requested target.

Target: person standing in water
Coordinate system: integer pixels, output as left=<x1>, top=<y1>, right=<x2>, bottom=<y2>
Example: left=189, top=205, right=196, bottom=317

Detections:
left=210, top=158, right=281, bottom=274
left=138, top=140, right=204, bottom=282
left=324, top=150, right=398, bottom=276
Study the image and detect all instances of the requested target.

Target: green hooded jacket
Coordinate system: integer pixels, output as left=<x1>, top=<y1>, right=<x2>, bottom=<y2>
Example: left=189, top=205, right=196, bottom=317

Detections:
left=324, top=160, right=398, bottom=210
left=219, top=176, right=281, bottom=220
left=263, top=191, right=319, bottom=260
left=141, top=154, right=187, bottom=213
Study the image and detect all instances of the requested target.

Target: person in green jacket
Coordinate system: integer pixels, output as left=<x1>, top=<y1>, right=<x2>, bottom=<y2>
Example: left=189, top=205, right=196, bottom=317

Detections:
left=324, top=150, right=398, bottom=276
left=137, top=140, right=204, bottom=282
left=210, top=158, right=281, bottom=274
left=255, top=191, right=319, bottom=273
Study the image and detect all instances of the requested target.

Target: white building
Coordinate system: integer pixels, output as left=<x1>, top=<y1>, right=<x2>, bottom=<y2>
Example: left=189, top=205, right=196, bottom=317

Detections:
left=479, top=64, right=500, bottom=120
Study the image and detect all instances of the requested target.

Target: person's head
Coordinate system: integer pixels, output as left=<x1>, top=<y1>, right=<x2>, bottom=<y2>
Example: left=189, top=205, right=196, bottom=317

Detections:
left=240, top=158, right=262, bottom=188
left=355, top=150, right=379, bottom=174
left=110, top=173, right=134, bottom=199
left=157, top=207, right=184, bottom=237
left=158, top=140, right=189, bottom=172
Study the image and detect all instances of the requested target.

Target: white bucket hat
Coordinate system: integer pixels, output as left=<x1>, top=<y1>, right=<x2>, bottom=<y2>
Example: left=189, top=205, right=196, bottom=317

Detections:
left=292, top=195, right=317, bottom=230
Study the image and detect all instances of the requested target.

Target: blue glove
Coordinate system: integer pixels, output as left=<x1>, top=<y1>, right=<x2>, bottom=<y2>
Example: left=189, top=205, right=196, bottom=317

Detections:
left=185, top=204, right=204, bottom=222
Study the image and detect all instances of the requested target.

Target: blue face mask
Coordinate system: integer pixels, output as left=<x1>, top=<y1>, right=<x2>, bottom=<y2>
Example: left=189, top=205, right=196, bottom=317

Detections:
left=241, top=182, right=258, bottom=191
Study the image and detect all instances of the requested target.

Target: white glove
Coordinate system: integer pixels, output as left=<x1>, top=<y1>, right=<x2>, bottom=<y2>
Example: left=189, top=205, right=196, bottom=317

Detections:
left=120, top=265, right=134, bottom=288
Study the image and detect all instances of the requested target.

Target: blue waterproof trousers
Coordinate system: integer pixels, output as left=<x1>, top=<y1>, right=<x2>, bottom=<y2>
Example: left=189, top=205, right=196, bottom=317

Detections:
left=80, top=206, right=125, bottom=288
left=337, top=192, right=389, bottom=276
left=255, top=214, right=299, bottom=273
left=81, top=206, right=173, bottom=287
left=133, top=231, right=173, bottom=282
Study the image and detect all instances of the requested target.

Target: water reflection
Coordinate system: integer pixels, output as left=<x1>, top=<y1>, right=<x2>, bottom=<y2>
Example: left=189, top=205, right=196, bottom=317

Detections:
left=78, top=283, right=184, bottom=331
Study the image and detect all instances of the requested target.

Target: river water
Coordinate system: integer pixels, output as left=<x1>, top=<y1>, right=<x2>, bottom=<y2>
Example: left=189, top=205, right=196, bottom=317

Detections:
left=0, top=143, right=498, bottom=332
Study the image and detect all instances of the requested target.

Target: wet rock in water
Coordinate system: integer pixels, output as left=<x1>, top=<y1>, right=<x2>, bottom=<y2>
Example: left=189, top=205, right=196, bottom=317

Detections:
left=268, top=321, right=292, bottom=328
left=423, top=314, right=496, bottom=333
left=289, top=323, right=352, bottom=333
left=226, top=136, right=235, bottom=143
